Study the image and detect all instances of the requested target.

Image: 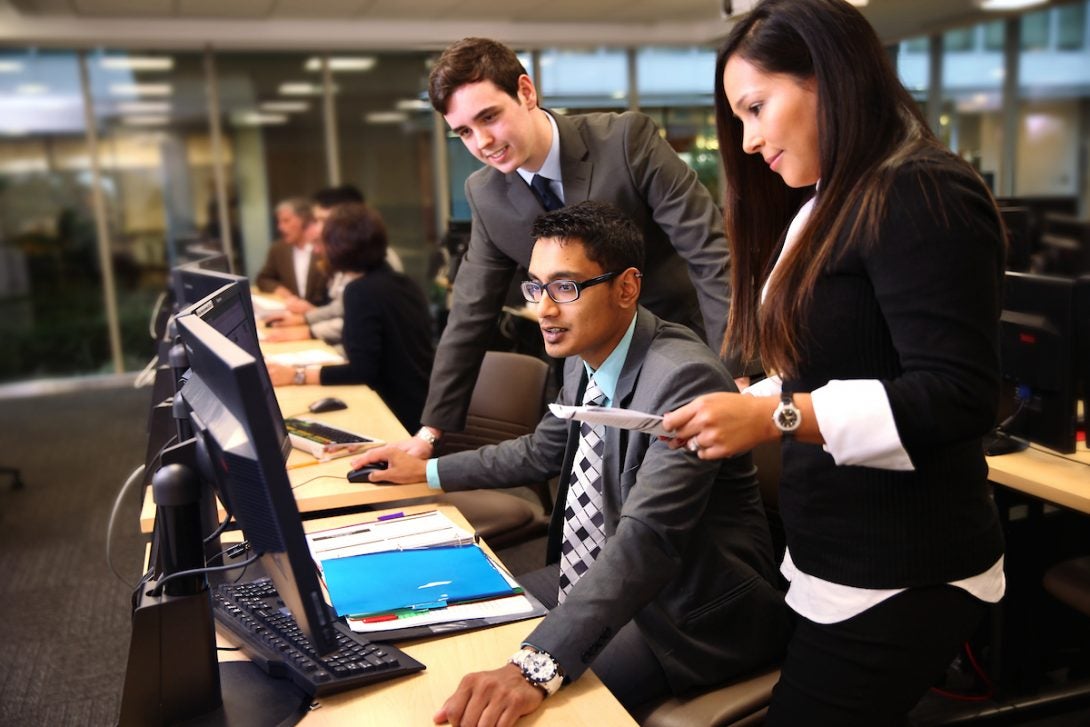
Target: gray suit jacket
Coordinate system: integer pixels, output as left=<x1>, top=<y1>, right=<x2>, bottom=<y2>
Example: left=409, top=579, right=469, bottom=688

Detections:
left=423, top=110, right=736, bottom=433
left=254, top=241, right=330, bottom=307
left=436, top=309, right=789, bottom=695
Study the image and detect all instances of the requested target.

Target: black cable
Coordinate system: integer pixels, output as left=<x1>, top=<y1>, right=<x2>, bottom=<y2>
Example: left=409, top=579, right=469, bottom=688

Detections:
left=203, top=512, right=235, bottom=544
left=148, top=552, right=261, bottom=596
left=290, top=474, right=349, bottom=490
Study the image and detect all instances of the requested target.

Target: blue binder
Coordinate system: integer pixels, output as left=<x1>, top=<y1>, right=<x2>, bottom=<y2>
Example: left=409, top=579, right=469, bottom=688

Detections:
left=321, top=544, right=517, bottom=617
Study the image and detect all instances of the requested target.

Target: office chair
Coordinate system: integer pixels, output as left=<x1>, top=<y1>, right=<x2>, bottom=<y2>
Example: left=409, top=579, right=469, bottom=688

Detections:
left=634, top=440, right=784, bottom=726
left=437, top=351, right=553, bottom=549
left=1043, top=556, right=1090, bottom=619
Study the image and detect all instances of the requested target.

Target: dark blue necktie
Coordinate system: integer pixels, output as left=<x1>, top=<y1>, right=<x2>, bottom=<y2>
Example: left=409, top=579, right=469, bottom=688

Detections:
left=530, top=174, right=564, bottom=212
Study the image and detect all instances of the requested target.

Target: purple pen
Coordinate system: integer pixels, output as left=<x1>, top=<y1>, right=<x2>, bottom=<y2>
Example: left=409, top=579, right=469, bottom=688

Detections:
left=377, top=511, right=405, bottom=521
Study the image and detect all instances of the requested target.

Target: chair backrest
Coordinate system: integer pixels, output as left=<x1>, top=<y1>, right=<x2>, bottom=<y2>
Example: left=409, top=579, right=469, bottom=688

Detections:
left=437, top=351, right=553, bottom=512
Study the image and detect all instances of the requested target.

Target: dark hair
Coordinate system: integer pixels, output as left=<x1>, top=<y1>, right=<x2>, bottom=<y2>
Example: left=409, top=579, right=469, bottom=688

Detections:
left=428, top=38, right=527, bottom=115
left=322, top=203, right=388, bottom=273
left=531, top=201, right=644, bottom=274
left=715, top=0, right=991, bottom=376
left=313, top=184, right=364, bottom=208
left=277, top=197, right=313, bottom=224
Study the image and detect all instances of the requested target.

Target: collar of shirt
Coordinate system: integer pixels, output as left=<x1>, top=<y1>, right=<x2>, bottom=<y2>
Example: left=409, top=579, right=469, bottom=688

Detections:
left=581, top=313, right=637, bottom=406
left=515, top=111, right=563, bottom=201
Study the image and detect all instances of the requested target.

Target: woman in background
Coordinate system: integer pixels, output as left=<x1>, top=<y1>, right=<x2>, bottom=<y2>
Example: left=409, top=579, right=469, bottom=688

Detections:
left=663, top=0, right=1006, bottom=723
left=267, top=203, right=433, bottom=433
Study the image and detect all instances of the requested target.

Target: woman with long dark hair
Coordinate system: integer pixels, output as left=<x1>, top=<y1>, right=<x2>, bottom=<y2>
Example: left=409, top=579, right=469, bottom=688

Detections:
left=663, top=0, right=1006, bottom=722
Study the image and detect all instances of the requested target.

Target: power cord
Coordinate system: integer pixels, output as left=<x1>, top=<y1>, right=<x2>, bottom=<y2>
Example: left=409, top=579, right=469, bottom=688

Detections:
left=106, top=464, right=146, bottom=588
left=148, top=552, right=261, bottom=597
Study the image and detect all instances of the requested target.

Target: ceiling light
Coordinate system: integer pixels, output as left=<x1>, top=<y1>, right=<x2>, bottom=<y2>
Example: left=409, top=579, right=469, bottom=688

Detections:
left=0, top=61, right=24, bottom=73
left=117, top=101, right=171, bottom=114
left=121, top=114, right=169, bottom=126
left=364, top=111, right=408, bottom=124
left=279, top=82, right=322, bottom=96
left=395, top=98, right=431, bottom=111
left=16, top=83, right=48, bottom=95
left=977, top=0, right=1046, bottom=9
left=100, top=56, right=175, bottom=72
left=260, top=100, right=310, bottom=113
left=233, top=111, right=288, bottom=126
left=109, top=83, right=173, bottom=97
left=305, top=56, right=376, bottom=72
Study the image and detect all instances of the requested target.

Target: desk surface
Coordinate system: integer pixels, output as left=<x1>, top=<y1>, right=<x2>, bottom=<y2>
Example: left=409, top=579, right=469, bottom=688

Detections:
left=225, top=504, right=635, bottom=726
left=140, top=338, right=433, bottom=532
left=986, top=443, right=1090, bottom=514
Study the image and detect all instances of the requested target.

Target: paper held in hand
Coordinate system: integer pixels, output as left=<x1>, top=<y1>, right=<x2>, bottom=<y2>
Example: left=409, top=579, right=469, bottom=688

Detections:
left=548, top=403, right=673, bottom=437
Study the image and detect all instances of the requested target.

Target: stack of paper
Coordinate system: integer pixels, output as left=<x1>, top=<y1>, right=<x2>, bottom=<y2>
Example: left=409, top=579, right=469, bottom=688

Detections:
left=265, top=349, right=347, bottom=367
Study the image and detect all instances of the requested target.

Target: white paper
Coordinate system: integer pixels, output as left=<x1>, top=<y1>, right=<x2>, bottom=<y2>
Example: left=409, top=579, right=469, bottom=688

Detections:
left=306, top=510, right=475, bottom=562
left=250, top=293, right=286, bottom=315
left=265, top=349, right=346, bottom=367
left=548, top=403, right=673, bottom=437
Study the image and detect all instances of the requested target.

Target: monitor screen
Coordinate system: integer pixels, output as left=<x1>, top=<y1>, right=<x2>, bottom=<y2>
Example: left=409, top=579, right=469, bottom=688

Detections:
left=175, top=312, right=337, bottom=653
left=997, top=272, right=1079, bottom=453
left=178, top=282, right=284, bottom=453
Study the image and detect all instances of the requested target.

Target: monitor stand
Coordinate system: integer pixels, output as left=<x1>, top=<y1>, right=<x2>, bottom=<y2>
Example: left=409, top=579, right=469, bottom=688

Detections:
left=119, top=446, right=312, bottom=726
left=984, top=429, right=1030, bottom=456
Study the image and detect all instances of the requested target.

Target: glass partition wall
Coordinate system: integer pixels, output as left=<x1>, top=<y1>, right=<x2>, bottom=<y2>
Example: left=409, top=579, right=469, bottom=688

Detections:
left=1, top=3, right=1088, bottom=384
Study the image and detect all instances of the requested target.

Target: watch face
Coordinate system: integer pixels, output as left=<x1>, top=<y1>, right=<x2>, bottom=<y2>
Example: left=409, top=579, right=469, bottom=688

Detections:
left=775, top=401, right=801, bottom=432
left=521, top=652, right=557, bottom=682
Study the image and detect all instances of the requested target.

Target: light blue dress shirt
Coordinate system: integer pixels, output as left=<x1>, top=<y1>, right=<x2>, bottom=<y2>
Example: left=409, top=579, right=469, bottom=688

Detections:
left=425, top=314, right=638, bottom=489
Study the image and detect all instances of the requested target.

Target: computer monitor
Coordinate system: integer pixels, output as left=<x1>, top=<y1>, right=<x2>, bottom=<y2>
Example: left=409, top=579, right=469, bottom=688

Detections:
left=999, top=206, right=1032, bottom=272
left=1039, top=214, right=1090, bottom=276
left=178, top=278, right=263, bottom=362
left=174, top=311, right=338, bottom=653
left=995, top=271, right=1079, bottom=453
left=173, top=261, right=246, bottom=312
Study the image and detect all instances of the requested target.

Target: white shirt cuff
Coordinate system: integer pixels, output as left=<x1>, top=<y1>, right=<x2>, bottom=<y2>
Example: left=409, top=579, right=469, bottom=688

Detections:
left=741, top=374, right=782, bottom=398
left=810, top=380, right=914, bottom=471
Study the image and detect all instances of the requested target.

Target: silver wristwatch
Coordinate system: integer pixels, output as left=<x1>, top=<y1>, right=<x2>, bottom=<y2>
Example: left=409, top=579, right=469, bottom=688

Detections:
left=414, top=426, right=439, bottom=447
left=508, top=647, right=563, bottom=697
left=292, top=365, right=307, bottom=386
left=772, top=392, right=802, bottom=439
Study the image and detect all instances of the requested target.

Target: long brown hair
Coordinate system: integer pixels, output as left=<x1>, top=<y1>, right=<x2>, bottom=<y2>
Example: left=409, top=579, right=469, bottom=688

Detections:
left=715, top=0, right=995, bottom=378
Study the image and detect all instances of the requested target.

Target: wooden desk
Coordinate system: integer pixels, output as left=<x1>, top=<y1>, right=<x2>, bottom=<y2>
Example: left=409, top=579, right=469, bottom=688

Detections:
left=140, top=340, right=434, bottom=532
left=226, top=504, right=636, bottom=726
left=986, top=443, right=1090, bottom=514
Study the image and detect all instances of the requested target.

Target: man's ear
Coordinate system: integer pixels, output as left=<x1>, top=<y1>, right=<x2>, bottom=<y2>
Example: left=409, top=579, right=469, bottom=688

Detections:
left=616, top=268, right=642, bottom=308
left=517, top=74, right=538, bottom=110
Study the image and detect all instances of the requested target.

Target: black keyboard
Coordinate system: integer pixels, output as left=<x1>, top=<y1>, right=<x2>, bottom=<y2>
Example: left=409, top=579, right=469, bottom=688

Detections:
left=284, top=417, right=374, bottom=445
left=212, top=579, right=425, bottom=697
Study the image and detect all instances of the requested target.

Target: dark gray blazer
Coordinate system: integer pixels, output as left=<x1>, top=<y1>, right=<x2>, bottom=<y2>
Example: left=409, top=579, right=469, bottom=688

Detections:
left=423, top=110, right=735, bottom=433
left=254, top=241, right=330, bottom=307
left=436, top=309, right=789, bottom=695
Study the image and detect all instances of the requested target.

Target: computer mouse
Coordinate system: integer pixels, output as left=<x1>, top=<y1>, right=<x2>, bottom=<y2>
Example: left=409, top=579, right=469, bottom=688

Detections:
left=346, top=461, right=389, bottom=483
left=308, top=397, right=348, bottom=413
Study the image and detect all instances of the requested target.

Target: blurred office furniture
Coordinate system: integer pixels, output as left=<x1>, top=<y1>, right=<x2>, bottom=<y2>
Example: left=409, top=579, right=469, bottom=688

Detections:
left=1000, top=206, right=1033, bottom=272
left=1038, top=214, right=1090, bottom=276
left=1, top=466, right=23, bottom=490
left=438, top=351, right=553, bottom=549
left=1044, top=556, right=1090, bottom=619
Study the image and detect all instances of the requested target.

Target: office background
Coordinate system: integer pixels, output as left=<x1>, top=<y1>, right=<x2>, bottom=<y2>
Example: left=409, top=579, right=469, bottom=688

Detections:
left=0, top=0, right=1087, bottom=387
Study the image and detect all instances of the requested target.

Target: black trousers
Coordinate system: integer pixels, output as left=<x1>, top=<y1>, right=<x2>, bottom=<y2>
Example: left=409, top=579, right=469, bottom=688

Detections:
left=766, top=584, right=987, bottom=727
left=518, top=564, right=671, bottom=711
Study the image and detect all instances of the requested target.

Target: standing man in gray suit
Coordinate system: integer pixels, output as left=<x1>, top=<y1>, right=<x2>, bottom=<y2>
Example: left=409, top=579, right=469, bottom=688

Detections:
left=353, top=202, right=787, bottom=725
left=399, top=37, right=738, bottom=458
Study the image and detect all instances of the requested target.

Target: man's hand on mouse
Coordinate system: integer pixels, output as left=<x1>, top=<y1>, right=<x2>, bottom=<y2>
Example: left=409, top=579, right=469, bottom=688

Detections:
left=349, top=445, right=427, bottom=484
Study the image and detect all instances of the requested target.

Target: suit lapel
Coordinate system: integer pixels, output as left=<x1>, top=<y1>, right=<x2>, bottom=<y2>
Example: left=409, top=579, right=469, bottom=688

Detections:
left=553, top=112, right=591, bottom=205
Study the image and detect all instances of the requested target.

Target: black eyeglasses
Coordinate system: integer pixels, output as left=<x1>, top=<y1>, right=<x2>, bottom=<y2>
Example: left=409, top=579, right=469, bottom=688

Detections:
left=520, top=272, right=620, bottom=304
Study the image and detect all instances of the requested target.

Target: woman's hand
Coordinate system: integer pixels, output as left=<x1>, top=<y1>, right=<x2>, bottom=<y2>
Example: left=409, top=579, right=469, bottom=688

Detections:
left=662, top=392, right=778, bottom=460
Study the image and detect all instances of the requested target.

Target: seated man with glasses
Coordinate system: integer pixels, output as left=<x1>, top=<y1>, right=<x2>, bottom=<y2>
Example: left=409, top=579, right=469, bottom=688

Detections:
left=351, top=200, right=788, bottom=725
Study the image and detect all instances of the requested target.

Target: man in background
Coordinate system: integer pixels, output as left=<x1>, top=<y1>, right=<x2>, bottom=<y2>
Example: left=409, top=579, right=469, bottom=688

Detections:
left=255, top=197, right=330, bottom=308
